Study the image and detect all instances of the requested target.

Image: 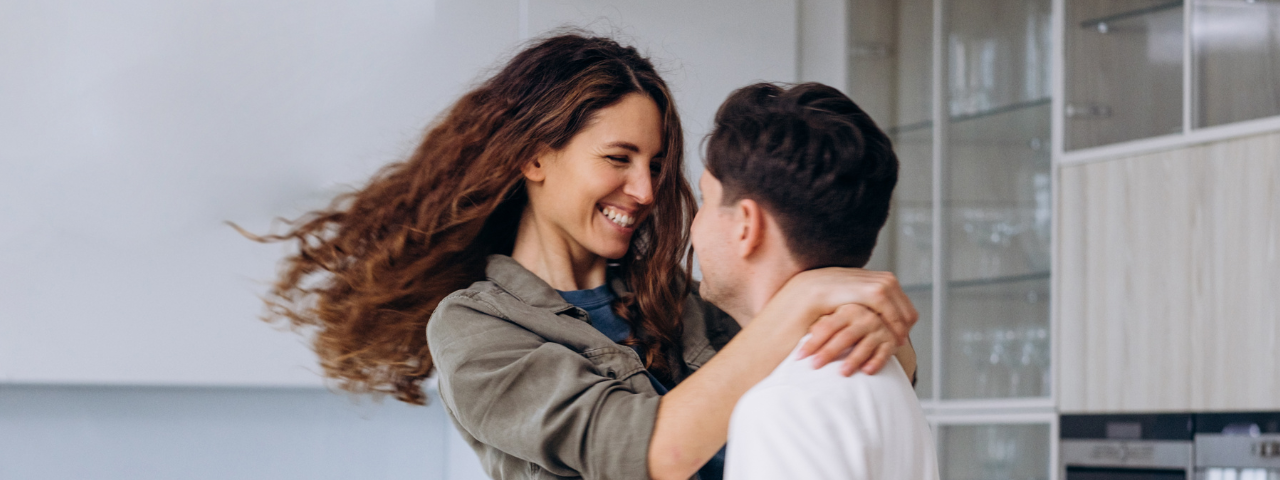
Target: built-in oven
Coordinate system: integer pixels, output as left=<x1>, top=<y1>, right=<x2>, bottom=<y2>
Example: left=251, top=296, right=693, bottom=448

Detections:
left=1062, top=414, right=1196, bottom=480
left=1195, top=412, right=1280, bottom=480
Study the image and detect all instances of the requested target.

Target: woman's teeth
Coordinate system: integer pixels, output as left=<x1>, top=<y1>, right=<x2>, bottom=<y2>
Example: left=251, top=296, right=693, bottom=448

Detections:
left=600, top=206, right=635, bottom=228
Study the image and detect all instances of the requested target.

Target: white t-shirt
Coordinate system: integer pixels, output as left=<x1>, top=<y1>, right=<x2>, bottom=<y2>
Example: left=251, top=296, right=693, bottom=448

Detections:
left=725, top=337, right=939, bottom=480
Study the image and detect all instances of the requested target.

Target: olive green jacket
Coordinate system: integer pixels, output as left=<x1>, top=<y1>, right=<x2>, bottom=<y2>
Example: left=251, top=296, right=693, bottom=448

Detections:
left=427, top=255, right=740, bottom=480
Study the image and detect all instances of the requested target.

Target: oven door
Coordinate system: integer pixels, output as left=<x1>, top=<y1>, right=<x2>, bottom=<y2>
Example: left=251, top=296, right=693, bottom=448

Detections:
left=1195, top=434, right=1280, bottom=480
left=1063, top=440, right=1195, bottom=480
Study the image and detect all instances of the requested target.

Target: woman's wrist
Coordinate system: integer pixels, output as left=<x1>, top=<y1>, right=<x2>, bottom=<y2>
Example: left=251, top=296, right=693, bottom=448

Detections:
left=751, top=288, right=819, bottom=336
left=769, top=272, right=831, bottom=324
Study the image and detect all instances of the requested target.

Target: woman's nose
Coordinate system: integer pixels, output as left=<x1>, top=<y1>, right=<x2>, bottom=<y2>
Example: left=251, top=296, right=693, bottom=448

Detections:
left=626, top=166, right=655, bottom=205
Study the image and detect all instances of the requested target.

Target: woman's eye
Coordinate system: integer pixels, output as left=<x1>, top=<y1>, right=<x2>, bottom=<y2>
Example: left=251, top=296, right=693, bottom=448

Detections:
left=607, top=155, right=629, bottom=163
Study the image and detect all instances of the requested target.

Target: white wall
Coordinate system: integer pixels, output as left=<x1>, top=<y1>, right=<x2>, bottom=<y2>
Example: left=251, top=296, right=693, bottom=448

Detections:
left=0, top=0, right=522, bottom=387
left=0, top=0, right=804, bottom=388
left=797, top=0, right=849, bottom=89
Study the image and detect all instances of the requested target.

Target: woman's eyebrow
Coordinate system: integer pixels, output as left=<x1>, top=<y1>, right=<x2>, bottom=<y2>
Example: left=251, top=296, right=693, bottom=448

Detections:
left=603, top=141, right=640, bottom=153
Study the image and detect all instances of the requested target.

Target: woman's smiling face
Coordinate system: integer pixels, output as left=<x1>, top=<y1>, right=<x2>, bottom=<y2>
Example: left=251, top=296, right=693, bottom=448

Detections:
left=522, top=93, right=665, bottom=260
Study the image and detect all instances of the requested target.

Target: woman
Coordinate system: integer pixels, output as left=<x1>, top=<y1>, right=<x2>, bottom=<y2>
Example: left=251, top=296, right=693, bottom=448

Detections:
left=254, top=33, right=917, bottom=480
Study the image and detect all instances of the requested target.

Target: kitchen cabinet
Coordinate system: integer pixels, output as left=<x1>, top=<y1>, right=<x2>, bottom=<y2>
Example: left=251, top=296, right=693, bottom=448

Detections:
left=1193, top=0, right=1280, bottom=128
left=1057, top=130, right=1280, bottom=413
left=846, top=0, right=1055, bottom=478
left=848, top=0, right=1053, bottom=401
left=848, top=0, right=936, bottom=397
left=1063, top=0, right=1280, bottom=153
left=937, top=420, right=1055, bottom=480
left=1064, top=0, right=1185, bottom=150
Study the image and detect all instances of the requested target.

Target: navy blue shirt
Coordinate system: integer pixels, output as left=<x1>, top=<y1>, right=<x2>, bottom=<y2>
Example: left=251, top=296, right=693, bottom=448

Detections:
left=558, top=283, right=725, bottom=480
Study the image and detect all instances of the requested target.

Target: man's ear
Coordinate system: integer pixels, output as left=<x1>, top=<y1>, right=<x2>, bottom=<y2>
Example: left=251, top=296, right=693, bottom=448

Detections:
left=736, top=198, right=767, bottom=259
left=521, top=152, right=552, bottom=182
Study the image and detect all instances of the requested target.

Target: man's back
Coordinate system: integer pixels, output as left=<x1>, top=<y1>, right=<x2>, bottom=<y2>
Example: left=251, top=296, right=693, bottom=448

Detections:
left=725, top=338, right=939, bottom=480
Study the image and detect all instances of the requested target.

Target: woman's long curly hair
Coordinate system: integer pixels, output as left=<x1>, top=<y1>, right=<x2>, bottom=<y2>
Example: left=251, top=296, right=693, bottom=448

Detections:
left=250, top=33, right=696, bottom=405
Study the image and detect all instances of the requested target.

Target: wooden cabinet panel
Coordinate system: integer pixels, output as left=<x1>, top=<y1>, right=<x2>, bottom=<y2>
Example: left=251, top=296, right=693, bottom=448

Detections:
left=1057, top=130, right=1280, bottom=412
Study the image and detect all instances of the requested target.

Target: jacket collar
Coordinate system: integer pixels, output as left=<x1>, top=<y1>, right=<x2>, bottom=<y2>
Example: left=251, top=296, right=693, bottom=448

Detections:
left=484, top=254, right=581, bottom=314
left=485, top=255, right=728, bottom=373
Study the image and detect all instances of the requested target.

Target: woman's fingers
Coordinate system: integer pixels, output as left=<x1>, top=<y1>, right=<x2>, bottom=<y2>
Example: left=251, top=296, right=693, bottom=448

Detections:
left=860, top=339, right=899, bottom=375
left=807, top=306, right=878, bottom=368
left=886, top=278, right=919, bottom=344
left=787, top=268, right=916, bottom=343
left=796, top=310, right=848, bottom=359
left=863, top=272, right=912, bottom=342
left=840, top=329, right=898, bottom=376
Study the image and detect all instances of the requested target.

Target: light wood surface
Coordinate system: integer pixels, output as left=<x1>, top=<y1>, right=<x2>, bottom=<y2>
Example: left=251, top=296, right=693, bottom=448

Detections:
left=1057, top=130, right=1280, bottom=412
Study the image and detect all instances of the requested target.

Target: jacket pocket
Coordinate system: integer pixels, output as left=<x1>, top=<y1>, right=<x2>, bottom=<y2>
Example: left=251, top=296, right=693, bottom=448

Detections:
left=581, top=347, right=645, bottom=383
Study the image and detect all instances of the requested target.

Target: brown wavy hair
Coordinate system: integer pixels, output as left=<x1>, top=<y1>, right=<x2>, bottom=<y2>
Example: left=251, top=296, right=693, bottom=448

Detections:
left=245, top=33, right=696, bottom=405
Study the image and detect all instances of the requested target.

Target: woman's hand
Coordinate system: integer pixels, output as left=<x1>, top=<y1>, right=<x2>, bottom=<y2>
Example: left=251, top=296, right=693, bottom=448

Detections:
left=771, top=267, right=918, bottom=376
left=797, top=304, right=912, bottom=376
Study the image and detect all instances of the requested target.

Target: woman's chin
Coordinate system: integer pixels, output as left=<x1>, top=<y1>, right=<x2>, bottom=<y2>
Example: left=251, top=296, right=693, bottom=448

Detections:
left=591, top=242, right=631, bottom=261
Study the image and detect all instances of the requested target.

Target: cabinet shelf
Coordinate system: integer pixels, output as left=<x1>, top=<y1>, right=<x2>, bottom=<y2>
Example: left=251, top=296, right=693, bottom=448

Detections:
left=1078, top=1, right=1183, bottom=31
left=888, top=98, right=1051, bottom=136
left=902, top=271, right=1050, bottom=293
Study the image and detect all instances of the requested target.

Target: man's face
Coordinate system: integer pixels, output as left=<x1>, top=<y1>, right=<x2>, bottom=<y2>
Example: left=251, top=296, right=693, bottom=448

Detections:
left=690, top=170, right=746, bottom=312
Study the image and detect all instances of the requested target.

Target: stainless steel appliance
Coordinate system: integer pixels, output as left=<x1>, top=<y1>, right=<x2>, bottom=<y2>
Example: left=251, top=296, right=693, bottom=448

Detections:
left=1062, top=414, right=1196, bottom=480
left=1195, top=412, right=1280, bottom=480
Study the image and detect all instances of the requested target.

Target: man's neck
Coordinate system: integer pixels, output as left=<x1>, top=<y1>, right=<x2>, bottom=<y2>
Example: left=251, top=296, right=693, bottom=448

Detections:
left=730, top=256, right=804, bottom=326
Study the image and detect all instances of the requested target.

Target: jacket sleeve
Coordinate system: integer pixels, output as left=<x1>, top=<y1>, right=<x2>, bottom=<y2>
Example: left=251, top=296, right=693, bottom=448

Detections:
left=427, top=291, right=661, bottom=480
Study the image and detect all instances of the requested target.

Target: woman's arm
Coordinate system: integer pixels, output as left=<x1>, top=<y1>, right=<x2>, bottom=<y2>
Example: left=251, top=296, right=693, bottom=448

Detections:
left=647, top=268, right=916, bottom=480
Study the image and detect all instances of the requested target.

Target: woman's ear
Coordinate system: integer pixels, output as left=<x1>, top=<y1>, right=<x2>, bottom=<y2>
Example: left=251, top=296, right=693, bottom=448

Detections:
left=521, top=152, right=552, bottom=182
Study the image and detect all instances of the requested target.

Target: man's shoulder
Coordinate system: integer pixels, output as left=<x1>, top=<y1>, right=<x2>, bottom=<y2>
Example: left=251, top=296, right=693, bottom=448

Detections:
left=733, top=355, right=929, bottom=445
left=746, top=356, right=918, bottom=405
left=727, top=356, right=939, bottom=480
left=732, top=358, right=942, bottom=480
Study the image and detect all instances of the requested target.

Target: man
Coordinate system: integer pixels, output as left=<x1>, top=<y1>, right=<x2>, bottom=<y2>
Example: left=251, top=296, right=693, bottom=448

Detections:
left=690, top=82, right=939, bottom=480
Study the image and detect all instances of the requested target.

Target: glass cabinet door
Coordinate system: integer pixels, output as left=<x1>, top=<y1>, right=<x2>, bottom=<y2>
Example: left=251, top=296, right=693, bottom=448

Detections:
left=1193, top=0, right=1280, bottom=128
left=849, top=0, right=936, bottom=400
left=1064, top=0, right=1185, bottom=150
left=844, top=0, right=1059, bottom=477
left=849, top=0, right=1053, bottom=402
left=942, top=0, right=1053, bottom=400
left=939, top=422, right=1052, bottom=480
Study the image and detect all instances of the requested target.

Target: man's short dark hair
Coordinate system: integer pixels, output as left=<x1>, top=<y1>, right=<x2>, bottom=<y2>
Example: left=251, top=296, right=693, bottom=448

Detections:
left=705, top=82, right=898, bottom=269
